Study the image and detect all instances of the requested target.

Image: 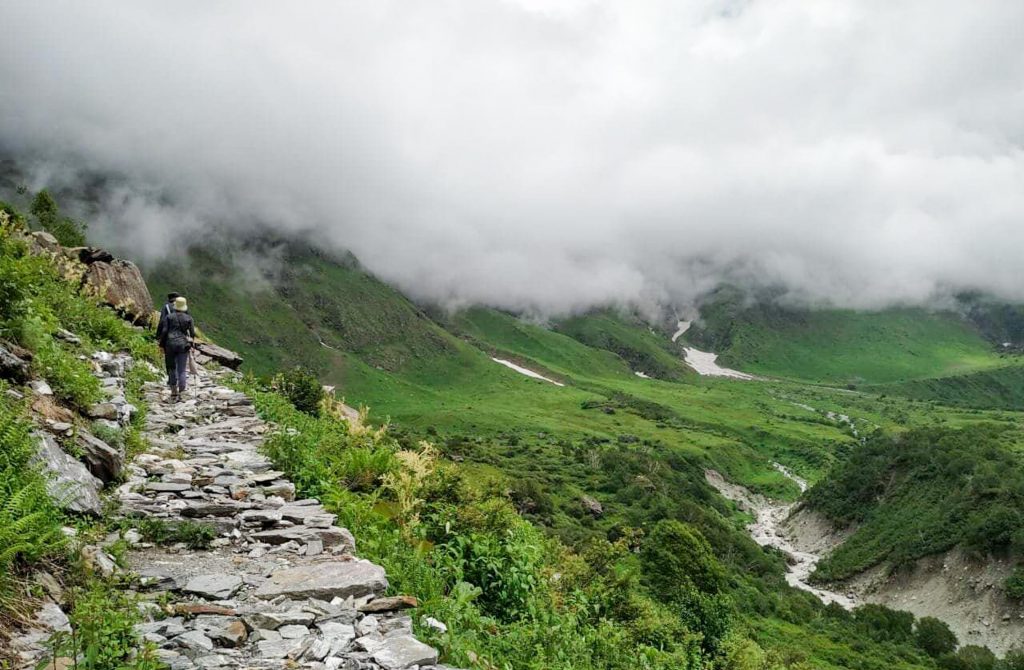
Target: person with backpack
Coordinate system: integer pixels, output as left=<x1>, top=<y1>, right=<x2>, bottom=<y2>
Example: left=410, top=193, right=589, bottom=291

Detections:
left=155, top=296, right=196, bottom=401
left=156, top=292, right=182, bottom=387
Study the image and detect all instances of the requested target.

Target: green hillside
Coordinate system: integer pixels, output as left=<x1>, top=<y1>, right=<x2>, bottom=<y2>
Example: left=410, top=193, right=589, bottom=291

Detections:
left=686, top=290, right=1005, bottom=385
left=554, top=310, right=694, bottom=381
left=142, top=234, right=1024, bottom=668
left=806, top=424, right=1024, bottom=582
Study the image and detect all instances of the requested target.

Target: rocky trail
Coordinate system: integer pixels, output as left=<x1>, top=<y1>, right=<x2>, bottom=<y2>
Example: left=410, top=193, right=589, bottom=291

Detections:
left=15, top=354, right=456, bottom=670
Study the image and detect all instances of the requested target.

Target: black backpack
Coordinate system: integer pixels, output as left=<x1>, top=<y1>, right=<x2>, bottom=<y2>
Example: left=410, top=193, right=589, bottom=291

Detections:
left=166, top=312, right=193, bottom=354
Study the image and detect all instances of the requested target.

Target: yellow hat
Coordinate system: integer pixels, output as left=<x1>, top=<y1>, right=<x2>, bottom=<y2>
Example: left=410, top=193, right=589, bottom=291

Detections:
left=174, top=296, right=188, bottom=312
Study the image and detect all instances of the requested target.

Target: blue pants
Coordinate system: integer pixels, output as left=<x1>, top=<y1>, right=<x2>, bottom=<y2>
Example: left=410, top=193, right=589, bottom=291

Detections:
left=171, top=351, right=189, bottom=392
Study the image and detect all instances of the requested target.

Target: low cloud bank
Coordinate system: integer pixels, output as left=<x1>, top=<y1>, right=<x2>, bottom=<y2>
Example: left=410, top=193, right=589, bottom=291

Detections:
left=3, top=1, right=1023, bottom=315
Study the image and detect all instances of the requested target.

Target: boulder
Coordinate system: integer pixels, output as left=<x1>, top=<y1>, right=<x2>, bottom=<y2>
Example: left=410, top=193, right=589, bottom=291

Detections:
left=255, top=559, right=387, bottom=600
left=193, top=342, right=244, bottom=370
left=76, top=429, right=124, bottom=483
left=81, top=259, right=154, bottom=326
left=0, top=344, right=30, bottom=383
left=28, top=231, right=60, bottom=254
left=34, top=434, right=103, bottom=515
left=581, top=495, right=603, bottom=517
left=85, top=402, right=119, bottom=421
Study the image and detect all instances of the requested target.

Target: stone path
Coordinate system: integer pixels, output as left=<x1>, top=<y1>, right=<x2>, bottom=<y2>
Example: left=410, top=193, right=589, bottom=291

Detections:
left=114, top=365, right=454, bottom=670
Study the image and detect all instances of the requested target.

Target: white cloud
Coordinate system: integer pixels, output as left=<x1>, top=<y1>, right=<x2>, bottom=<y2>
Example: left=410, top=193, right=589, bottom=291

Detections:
left=2, top=0, right=1023, bottom=314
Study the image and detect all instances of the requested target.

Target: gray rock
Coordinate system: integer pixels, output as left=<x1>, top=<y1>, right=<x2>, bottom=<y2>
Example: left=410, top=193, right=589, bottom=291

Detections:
left=81, top=259, right=154, bottom=326
left=34, top=433, right=103, bottom=515
left=181, top=501, right=251, bottom=518
left=255, top=560, right=387, bottom=600
left=86, top=402, right=120, bottom=421
left=36, top=602, right=71, bottom=632
left=278, top=624, right=310, bottom=639
left=173, top=630, right=215, bottom=655
left=29, top=379, right=53, bottom=396
left=256, top=638, right=299, bottom=659
left=239, top=509, right=283, bottom=525
left=193, top=342, right=244, bottom=370
left=76, top=429, right=124, bottom=483
left=371, top=636, right=439, bottom=670
left=0, top=344, right=30, bottom=383
left=183, top=574, right=243, bottom=600
left=242, top=610, right=315, bottom=630
left=318, top=622, right=356, bottom=653
left=250, top=526, right=349, bottom=548
left=146, top=482, right=192, bottom=493
left=580, top=495, right=603, bottom=517
left=55, top=328, right=81, bottom=345
left=199, top=618, right=247, bottom=647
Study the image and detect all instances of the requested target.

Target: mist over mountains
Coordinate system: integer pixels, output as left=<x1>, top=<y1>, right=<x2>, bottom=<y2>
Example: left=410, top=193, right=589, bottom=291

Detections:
left=3, top=1, right=1024, bottom=316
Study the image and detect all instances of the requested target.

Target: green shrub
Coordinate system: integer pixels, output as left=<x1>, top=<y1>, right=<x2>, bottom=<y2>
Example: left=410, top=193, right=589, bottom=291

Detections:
left=641, top=520, right=727, bottom=600
left=273, top=366, right=325, bottom=416
left=853, top=604, right=914, bottom=644
left=53, top=580, right=161, bottom=670
left=1004, top=566, right=1024, bottom=600
left=914, top=616, right=957, bottom=658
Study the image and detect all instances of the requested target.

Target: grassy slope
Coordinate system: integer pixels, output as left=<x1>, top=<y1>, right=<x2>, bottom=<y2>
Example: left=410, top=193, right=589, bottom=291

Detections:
left=554, top=310, right=695, bottom=381
left=687, top=291, right=1006, bottom=385
left=868, top=363, right=1024, bottom=411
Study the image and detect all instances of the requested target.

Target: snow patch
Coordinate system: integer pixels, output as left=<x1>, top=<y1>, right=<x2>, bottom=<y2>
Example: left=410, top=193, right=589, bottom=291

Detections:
left=491, top=358, right=564, bottom=386
left=682, top=348, right=756, bottom=380
left=634, top=371, right=651, bottom=379
left=671, top=320, right=691, bottom=343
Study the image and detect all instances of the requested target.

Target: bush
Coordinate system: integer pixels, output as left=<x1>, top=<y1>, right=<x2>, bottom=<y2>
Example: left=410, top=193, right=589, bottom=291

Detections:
left=273, top=366, right=325, bottom=416
left=1005, top=566, right=1024, bottom=600
left=52, top=580, right=161, bottom=670
left=938, top=645, right=997, bottom=670
left=641, top=520, right=727, bottom=600
left=914, top=616, right=958, bottom=657
left=853, top=604, right=914, bottom=644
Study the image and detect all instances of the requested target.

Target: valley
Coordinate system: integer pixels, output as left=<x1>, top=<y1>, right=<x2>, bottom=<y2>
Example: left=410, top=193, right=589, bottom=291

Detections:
left=143, top=241, right=1024, bottom=667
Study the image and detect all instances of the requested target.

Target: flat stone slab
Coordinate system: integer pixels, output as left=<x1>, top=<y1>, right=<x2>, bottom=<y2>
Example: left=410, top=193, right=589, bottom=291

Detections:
left=255, top=560, right=387, bottom=600
left=250, top=526, right=347, bottom=548
left=371, top=635, right=438, bottom=670
left=146, top=482, right=192, bottom=493
left=182, top=574, right=243, bottom=600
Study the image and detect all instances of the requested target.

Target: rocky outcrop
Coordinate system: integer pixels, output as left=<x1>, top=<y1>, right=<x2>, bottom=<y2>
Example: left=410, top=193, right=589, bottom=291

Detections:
left=0, top=342, right=31, bottom=382
left=33, top=433, right=103, bottom=516
left=580, top=495, right=603, bottom=517
left=81, top=259, right=154, bottom=326
left=192, top=342, right=244, bottom=370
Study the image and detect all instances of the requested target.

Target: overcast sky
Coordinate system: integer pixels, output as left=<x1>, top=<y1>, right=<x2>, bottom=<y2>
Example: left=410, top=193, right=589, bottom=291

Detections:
left=2, top=1, right=1023, bottom=315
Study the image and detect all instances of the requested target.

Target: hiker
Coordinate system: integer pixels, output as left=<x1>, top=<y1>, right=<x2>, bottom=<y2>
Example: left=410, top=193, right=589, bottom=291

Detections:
left=155, top=296, right=196, bottom=401
left=157, top=292, right=181, bottom=387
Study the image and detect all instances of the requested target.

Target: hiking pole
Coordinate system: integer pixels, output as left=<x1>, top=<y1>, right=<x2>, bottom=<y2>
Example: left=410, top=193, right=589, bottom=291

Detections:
left=188, top=346, right=199, bottom=401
